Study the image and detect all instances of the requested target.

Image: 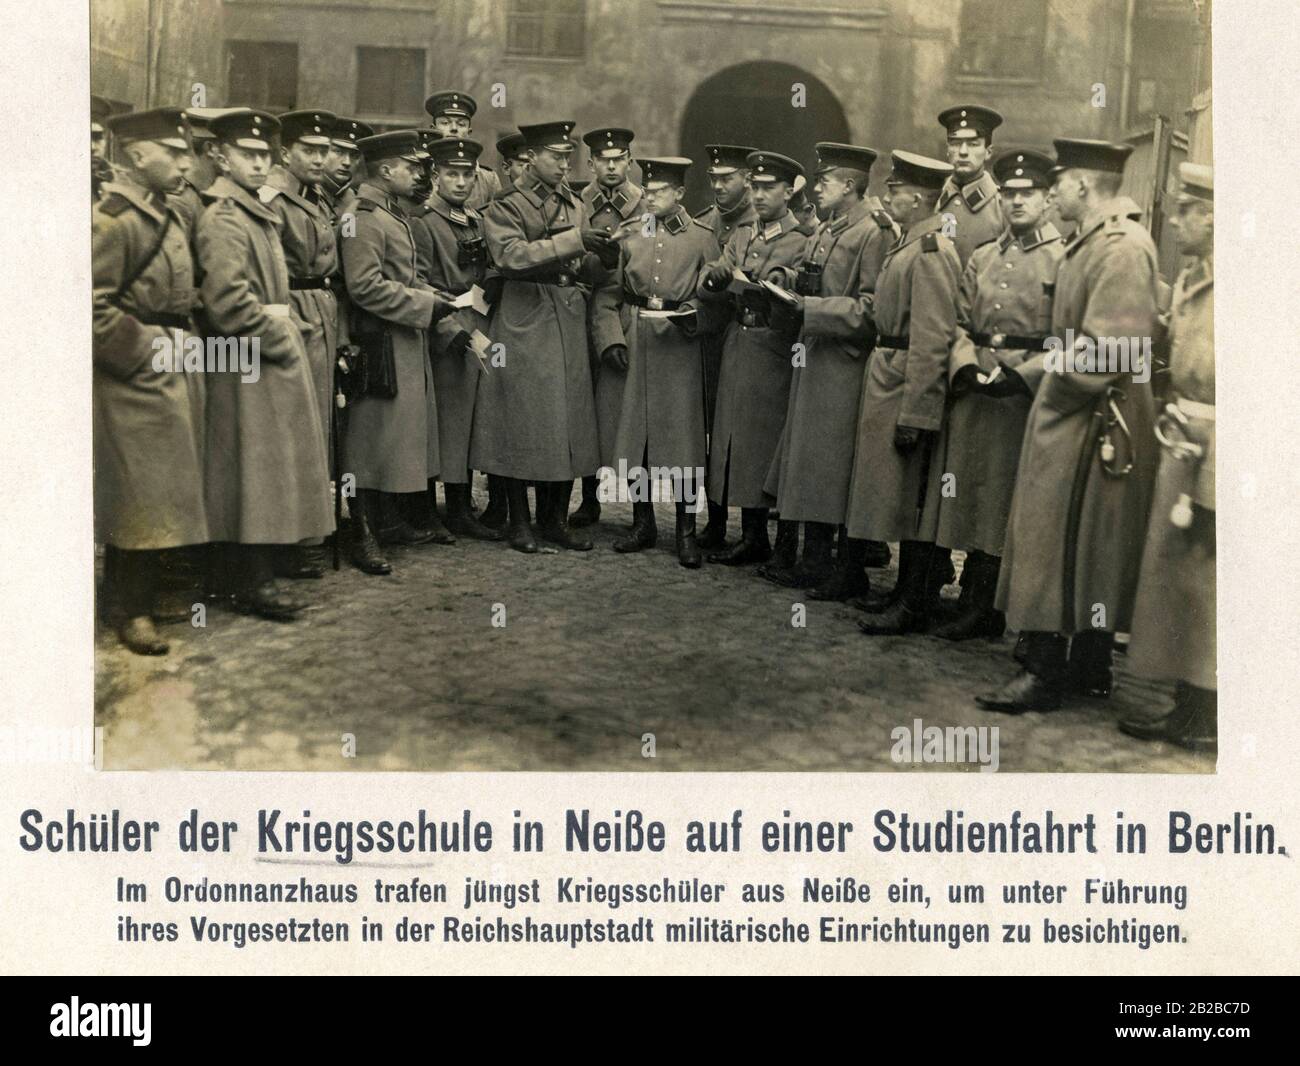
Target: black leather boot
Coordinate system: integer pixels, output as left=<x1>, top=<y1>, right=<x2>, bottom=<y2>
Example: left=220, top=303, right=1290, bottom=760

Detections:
left=117, top=616, right=169, bottom=655
left=349, top=490, right=392, bottom=575
left=421, top=481, right=458, bottom=545
left=232, top=546, right=307, bottom=621
left=376, top=492, right=441, bottom=546
left=810, top=535, right=871, bottom=601
left=1067, top=630, right=1115, bottom=697
left=614, top=502, right=658, bottom=553
left=709, top=507, right=772, bottom=565
left=1119, top=684, right=1216, bottom=752
left=676, top=503, right=702, bottom=568
left=273, top=544, right=325, bottom=580
left=930, top=552, right=1006, bottom=640
left=862, top=539, right=892, bottom=569
left=480, top=474, right=509, bottom=531
left=857, top=541, right=937, bottom=635
left=505, top=478, right=538, bottom=554
left=444, top=482, right=504, bottom=540
left=539, top=480, right=593, bottom=551
left=975, top=669, right=1064, bottom=713
left=756, top=520, right=801, bottom=583
left=569, top=474, right=602, bottom=527
left=698, top=498, right=729, bottom=550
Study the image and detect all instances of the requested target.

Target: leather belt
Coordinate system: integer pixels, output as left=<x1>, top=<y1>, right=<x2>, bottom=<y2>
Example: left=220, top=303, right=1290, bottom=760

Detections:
left=737, top=308, right=770, bottom=328
left=970, top=331, right=1050, bottom=350
left=289, top=274, right=330, bottom=291
left=530, top=270, right=577, bottom=288
left=136, top=311, right=192, bottom=330
left=876, top=333, right=909, bottom=349
left=625, top=292, right=682, bottom=311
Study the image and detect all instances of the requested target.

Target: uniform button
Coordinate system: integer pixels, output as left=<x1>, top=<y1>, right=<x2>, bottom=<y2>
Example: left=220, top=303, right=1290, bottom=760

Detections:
left=993, top=303, right=1002, bottom=310
left=999, top=282, right=1008, bottom=288
left=1005, top=263, right=1013, bottom=269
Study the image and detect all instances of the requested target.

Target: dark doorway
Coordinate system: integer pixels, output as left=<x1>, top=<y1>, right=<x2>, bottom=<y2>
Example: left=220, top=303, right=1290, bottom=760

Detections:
left=678, top=61, right=850, bottom=213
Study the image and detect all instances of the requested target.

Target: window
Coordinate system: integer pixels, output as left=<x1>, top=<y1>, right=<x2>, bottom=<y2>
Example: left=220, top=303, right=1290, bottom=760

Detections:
left=356, top=47, right=426, bottom=116
left=956, top=0, right=1048, bottom=80
left=225, top=41, right=298, bottom=111
left=506, top=0, right=586, bottom=59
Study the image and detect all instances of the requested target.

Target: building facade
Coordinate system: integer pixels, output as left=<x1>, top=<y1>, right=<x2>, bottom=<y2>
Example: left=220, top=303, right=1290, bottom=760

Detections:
left=91, top=0, right=1210, bottom=210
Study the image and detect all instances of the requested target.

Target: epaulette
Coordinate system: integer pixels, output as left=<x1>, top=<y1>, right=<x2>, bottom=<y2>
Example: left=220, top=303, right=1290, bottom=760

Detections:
left=1103, top=214, right=1132, bottom=235
left=356, top=199, right=377, bottom=212
left=871, top=209, right=893, bottom=229
left=463, top=205, right=482, bottom=221
left=921, top=232, right=941, bottom=252
left=257, top=184, right=282, bottom=203
left=691, top=216, right=714, bottom=233
left=693, top=205, right=715, bottom=219
left=98, top=193, right=131, bottom=217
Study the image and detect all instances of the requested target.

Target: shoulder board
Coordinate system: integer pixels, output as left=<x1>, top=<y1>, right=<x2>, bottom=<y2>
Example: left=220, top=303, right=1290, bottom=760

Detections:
left=98, top=193, right=132, bottom=217
left=921, top=232, right=941, bottom=252
left=691, top=216, right=714, bottom=232
left=356, top=199, right=378, bottom=212
left=693, top=205, right=715, bottom=219
left=1103, top=215, right=1133, bottom=235
left=257, top=184, right=282, bottom=203
left=971, top=235, right=998, bottom=253
left=463, top=205, right=482, bottom=221
left=871, top=209, right=893, bottom=229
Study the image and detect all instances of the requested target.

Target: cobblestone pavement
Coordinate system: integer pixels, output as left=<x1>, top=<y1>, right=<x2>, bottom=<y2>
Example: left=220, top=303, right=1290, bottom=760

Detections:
left=95, top=484, right=1212, bottom=773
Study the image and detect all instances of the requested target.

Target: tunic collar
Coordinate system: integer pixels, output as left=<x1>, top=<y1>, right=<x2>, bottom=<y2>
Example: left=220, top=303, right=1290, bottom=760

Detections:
left=517, top=173, right=576, bottom=209
left=356, top=180, right=411, bottom=220
left=752, top=210, right=798, bottom=242
left=827, top=198, right=870, bottom=236
left=427, top=190, right=481, bottom=226
left=940, top=169, right=998, bottom=213
left=998, top=221, right=1061, bottom=253
left=1064, top=195, right=1144, bottom=256
left=101, top=176, right=169, bottom=226
left=660, top=206, right=689, bottom=235
left=583, top=179, right=639, bottom=218
left=205, top=175, right=280, bottom=224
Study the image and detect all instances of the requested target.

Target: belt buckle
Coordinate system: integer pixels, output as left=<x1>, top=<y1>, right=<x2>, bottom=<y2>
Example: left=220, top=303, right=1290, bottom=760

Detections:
left=989, top=333, right=1005, bottom=349
left=646, top=296, right=664, bottom=311
left=556, top=272, right=572, bottom=286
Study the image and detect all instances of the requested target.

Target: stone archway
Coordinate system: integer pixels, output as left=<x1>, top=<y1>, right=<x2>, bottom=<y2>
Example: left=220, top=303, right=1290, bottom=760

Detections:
left=678, top=61, right=850, bottom=212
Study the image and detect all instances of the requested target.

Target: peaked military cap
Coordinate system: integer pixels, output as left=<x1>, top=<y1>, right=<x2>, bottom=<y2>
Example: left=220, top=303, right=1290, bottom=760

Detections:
left=814, top=142, right=879, bottom=175
left=331, top=117, right=374, bottom=152
left=416, top=127, right=443, bottom=153
left=105, top=107, right=189, bottom=150
left=91, top=94, right=121, bottom=134
left=1052, top=138, right=1134, bottom=176
left=424, top=91, right=477, bottom=120
left=705, top=144, right=756, bottom=175
left=210, top=109, right=279, bottom=151
left=885, top=149, right=953, bottom=190
left=429, top=137, right=483, bottom=168
left=1176, top=162, right=1213, bottom=203
left=746, top=150, right=802, bottom=185
left=357, top=129, right=423, bottom=163
left=992, top=147, right=1055, bottom=189
left=583, top=127, right=634, bottom=158
left=496, top=132, right=527, bottom=162
left=519, top=120, right=576, bottom=152
left=567, top=179, right=590, bottom=194
left=938, top=105, right=1004, bottom=142
left=278, top=109, right=336, bottom=147
left=637, top=156, right=691, bottom=188
left=184, top=110, right=216, bottom=143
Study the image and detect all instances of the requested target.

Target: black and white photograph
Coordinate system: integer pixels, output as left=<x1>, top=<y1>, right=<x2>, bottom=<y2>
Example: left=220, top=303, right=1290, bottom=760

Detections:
left=88, top=0, right=1216, bottom=773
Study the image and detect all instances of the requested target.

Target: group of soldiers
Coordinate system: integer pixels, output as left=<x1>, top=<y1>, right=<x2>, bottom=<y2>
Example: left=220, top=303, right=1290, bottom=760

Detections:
left=91, top=89, right=1216, bottom=753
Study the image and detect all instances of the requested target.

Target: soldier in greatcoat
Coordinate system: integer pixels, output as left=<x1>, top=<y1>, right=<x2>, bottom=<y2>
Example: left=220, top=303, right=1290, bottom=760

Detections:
left=93, top=107, right=208, bottom=654
left=260, top=109, right=340, bottom=579
left=469, top=120, right=616, bottom=553
left=845, top=151, right=962, bottom=636
left=936, top=105, right=1006, bottom=268
left=414, top=135, right=505, bottom=541
left=338, top=130, right=457, bottom=574
left=978, top=139, right=1160, bottom=713
left=424, top=91, right=502, bottom=210
left=588, top=156, right=719, bottom=567
left=321, top=117, right=372, bottom=222
left=921, top=148, right=1064, bottom=640
left=566, top=127, right=645, bottom=529
left=692, top=144, right=758, bottom=549
left=697, top=150, right=807, bottom=565
left=1120, top=163, right=1216, bottom=752
left=757, top=142, right=895, bottom=599
left=196, top=109, right=333, bottom=620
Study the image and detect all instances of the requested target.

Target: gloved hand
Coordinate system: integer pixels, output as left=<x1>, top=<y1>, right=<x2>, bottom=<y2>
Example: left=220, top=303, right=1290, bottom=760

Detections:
left=703, top=260, right=732, bottom=289
left=893, top=424, right=925, bottom=454
left=976, top=363, right=1029, bottom=398
left=765, top=268, right=791, bottom=287
left=429, top=291, right=457, bottom=324
left=581, top=228, right=614, bottom=254
left=670, top=309, right=698, bottom=338
left=446, top=330, right=472, bottom=359
left=602, top=344, right=629, bottom=371
left=951, top=363, right=982, bottom=397
left=769, top=298, right=804, bottom=337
